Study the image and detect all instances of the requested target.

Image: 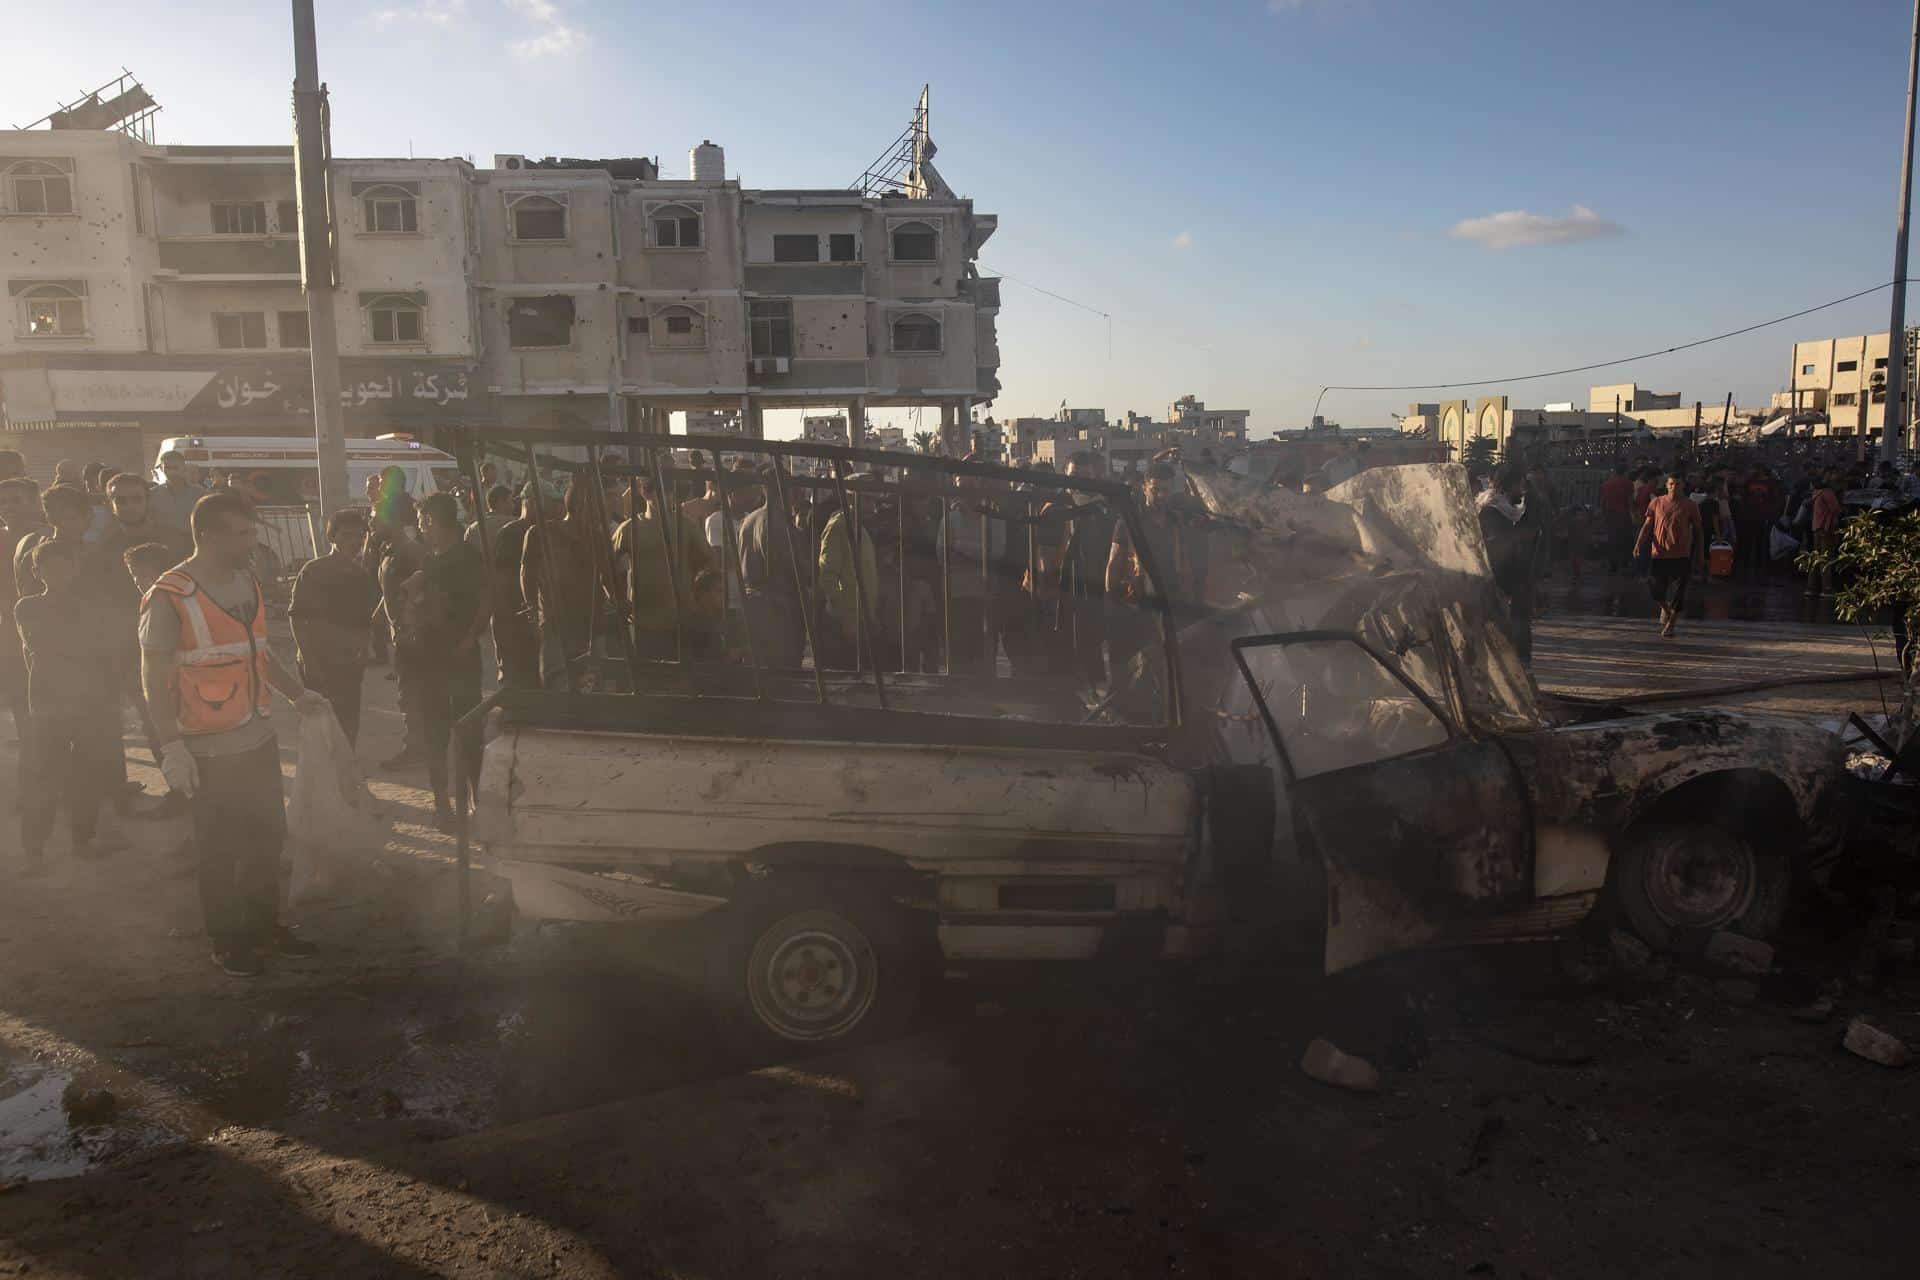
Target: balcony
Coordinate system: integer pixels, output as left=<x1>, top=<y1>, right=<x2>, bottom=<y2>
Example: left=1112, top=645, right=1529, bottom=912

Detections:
left=960, top=276, right=1001, bottom=310
left=743, top=264, right=866, bottom=296
left=157, top=237, right=302, bottom=278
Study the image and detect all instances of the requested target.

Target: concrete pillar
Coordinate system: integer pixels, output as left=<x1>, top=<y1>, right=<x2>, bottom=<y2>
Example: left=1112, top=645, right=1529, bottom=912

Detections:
left=742, top=395, right=764, bottom=440
left=940, top=402, right=959, bottom=457
left=848, top=397, right=866, bottom=447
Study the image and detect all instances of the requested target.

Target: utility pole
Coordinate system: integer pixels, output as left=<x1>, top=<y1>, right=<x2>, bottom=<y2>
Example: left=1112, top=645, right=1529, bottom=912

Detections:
left=1883, top=0, right=1920, bottom=462
left=292, top=0, right=349, bottom=517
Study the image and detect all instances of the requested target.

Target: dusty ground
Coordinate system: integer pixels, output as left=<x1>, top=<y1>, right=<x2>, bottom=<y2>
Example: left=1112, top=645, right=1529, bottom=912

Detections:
left=0, top=583, right=1916, bottom=1277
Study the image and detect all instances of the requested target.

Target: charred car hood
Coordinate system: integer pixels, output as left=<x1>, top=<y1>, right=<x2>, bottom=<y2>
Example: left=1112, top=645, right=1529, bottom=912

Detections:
left=1509, top=706, right=1848, bottom=836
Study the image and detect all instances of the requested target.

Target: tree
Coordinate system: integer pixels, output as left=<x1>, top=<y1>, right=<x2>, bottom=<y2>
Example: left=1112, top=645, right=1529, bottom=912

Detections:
left=912, top=430, right=938, bottom=455
left=1798, top=509, right=1920, bottom=674
left=1799, top=508, right=1920, bottom=740
left=1463, top=436, right=1499, bottom=471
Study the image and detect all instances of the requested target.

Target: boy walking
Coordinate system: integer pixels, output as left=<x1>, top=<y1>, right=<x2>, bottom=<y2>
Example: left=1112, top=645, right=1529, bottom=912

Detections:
left=1634, top=473, right=1703, bottom=638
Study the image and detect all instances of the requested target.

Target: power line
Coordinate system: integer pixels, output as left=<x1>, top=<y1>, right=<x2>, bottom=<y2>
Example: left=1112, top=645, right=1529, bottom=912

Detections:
left=985, top=261, right=1220, bottom=359
left=1316, top=279, right=1906, bottom=397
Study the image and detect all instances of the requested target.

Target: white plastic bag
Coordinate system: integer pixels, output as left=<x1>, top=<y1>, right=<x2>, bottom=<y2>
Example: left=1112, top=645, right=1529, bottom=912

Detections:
left=1769, top=524, right=1802, bottom=562
left=287, top=702, right=386, bottom=904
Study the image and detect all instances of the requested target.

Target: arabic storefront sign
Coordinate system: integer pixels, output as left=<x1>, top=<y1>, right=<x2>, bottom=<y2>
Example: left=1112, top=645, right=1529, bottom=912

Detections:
left=206, top=366, right=475, bottom=415
left=1, top=355, right=489, bottom=427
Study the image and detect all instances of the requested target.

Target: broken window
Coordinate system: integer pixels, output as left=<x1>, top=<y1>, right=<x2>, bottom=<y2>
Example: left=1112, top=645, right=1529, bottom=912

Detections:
left=1837, top=360, right=1859, bottom=373
left=508, top=192, right=568, bottom=241
left=1235, top=636, right=1451, bottom=780
left=211, top=201, right=267, bottom=235
left=890, top=219, right=938, bottom=262
left=214, top=311, right=269, bottom=350
left=508, top=295, right=575, bottom=349
left=891, top=311, right=941, bottom=354
left=364, top=292, right=425, bottom=345
left=650, top=203, right=702, bottom=248
left=750, top=299, right=793, bottom=359
left=773, top=234, right=819, bottom=263
left=14, top=281, right=87, bottom=338
left=278, top=310, right=310, bottom=348
left=626, top=315, right=648, bottom=335
left=276, top=200, right=299, bottom=233
left=829, top=233, right=858, bottom=262
left=5, top=160, right=75, bottom=215
left=1800, top=363, right=1817, bottom=376
left=361, top=185, right=418, bottom=233
left=649, top=303, right=705, bottom=351
left=1876, top=357, right=1890, bottom=369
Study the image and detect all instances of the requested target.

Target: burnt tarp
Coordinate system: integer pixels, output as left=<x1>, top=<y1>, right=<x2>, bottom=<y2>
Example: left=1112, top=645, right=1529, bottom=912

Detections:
left=1185, top=462, right=1543, bottom=738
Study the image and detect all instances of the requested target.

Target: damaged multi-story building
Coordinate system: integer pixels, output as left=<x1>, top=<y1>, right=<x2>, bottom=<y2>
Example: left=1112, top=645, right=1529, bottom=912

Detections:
left=0, top=82, right=1000, bottom=477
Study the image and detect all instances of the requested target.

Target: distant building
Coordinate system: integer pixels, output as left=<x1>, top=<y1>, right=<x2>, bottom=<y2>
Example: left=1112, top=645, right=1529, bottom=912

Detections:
left=801, top=413, right=848, bottom=444
left=1785, top=331, right=1919, bottom=442
left=0, top=89, right=1003, bottom=475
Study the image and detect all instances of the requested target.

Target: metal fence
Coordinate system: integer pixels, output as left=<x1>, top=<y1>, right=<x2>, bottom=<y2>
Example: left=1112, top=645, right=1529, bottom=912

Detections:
left=255, top=504, right=319, bottom=585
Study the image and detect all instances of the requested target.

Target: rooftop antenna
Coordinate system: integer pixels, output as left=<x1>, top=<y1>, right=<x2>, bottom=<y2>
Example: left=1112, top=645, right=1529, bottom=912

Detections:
left=15, top=69, right=160, bottom=141
left=851, top=85, right=931, bottom=198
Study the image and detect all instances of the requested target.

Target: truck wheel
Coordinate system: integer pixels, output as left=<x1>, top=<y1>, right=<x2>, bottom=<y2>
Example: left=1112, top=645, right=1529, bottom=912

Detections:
left=1610, top=822, right=1788, bottom=950
left=736, top=896, right=921, bottom=1045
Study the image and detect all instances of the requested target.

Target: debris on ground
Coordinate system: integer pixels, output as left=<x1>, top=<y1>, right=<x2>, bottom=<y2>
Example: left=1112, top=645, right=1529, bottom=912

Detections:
left=1841, top=1017, right=1914, bottom=1069
left=1714, top=979, right=1758, bottom=1006
left=1789, top=996, right=1835, bottom=1024
left=1704, top=931, right=1774, bottom=976
left=60, top=1084, right=118, bottom=1125
left=1609, top=929, right=1653, bottom=974
left=1461, top=1113, right=1506, bottom=1173
left=1300, top=1038, right=1381, bottom=1092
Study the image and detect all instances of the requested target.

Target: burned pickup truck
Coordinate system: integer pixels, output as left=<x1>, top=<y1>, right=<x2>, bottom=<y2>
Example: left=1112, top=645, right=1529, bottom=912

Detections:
left=455, top=430, right=1845, bottom=1043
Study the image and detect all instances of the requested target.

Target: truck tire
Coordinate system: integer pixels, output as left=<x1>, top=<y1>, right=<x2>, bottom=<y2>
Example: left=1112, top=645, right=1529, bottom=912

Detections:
left=1609, top=821, right=1789, bottom=950
left=729, top=887, right=924, bottom=1046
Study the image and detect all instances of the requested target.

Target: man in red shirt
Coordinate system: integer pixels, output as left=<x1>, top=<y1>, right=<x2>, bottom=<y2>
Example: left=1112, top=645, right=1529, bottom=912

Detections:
left=1806, top=469, right=1844, bottom=597
left=1630, top=468, right=1657, bottom=526
left=1598, top=462, right=1633, bottom=572
left=1736, top=466, right=1780, bottom=582
left=1634, top=473, right=1702, bottom=638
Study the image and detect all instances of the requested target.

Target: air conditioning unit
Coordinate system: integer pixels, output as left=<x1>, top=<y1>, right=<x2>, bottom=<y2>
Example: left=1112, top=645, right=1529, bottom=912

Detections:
left=750, top=357, right=791, bottom=376
left=494, top=154, right=529, bottom=170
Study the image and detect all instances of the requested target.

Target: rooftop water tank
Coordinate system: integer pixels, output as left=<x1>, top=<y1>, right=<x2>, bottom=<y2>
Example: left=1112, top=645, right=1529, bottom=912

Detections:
left=690, top=140, right=725, bottom=181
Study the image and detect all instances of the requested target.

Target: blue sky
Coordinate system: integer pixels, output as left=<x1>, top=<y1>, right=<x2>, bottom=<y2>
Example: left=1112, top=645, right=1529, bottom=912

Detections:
left=10, top=0, right=1920, bottom=436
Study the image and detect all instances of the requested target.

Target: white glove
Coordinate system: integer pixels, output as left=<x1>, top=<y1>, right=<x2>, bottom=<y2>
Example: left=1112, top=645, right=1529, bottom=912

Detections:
left=295, top=690, right=331, bottom=715
left=160, top=740, right=199, bottom=798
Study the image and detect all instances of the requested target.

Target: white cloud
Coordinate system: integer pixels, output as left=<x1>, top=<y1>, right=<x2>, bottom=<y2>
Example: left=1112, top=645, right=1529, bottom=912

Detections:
left=1447, top=204, right=1623, bottom=250
left=1172, top=230, right=1193, bottom=250
left=504, top=0, right=582, bottom=56
left=373, top=0, right=466, bottom=25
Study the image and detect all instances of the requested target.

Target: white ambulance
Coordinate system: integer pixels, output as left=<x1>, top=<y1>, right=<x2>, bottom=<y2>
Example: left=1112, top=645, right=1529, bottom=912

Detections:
left=151, top=435, right=463, bottom=507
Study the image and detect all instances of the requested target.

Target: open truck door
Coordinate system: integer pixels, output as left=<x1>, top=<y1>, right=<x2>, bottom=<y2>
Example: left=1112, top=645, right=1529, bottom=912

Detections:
left=1230, top=632, right=1534, bottom=972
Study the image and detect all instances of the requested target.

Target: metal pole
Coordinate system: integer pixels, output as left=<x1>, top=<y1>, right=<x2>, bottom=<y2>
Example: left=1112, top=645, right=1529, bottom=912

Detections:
left=709, top=448, right=764, bottom=699
left=768, top=459, right=827, bottom=704
left=830, top=459, right=887, bottom=710
left=1886, top=0, right=1920, bottom=463
left=291, top=0, right=348, bottom=519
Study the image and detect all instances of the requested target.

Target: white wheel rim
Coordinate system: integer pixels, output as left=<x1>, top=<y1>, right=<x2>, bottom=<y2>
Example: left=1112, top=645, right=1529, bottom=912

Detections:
left=748, top=916, right=877, bottom=1042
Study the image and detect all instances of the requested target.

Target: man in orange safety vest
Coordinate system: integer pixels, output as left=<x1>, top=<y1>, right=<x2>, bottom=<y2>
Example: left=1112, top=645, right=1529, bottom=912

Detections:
left=139, top=490, right=329, bottom=977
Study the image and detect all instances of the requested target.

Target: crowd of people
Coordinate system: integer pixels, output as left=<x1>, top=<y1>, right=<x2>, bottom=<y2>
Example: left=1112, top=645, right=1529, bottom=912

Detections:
left=0, top=447, right=330, bottom=977
left=13, top=433, right=1910, bottom=977
left=1475, top=449, right=1920, bottom=653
